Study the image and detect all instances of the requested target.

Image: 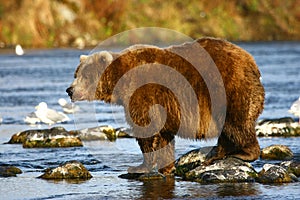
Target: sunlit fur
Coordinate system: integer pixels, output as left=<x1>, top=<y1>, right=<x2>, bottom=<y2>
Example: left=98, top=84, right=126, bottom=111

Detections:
left=67, top=37, right=265, bottom=174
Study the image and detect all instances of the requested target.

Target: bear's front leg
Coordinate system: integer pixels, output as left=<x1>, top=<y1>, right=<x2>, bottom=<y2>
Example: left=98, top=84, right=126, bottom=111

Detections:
left=128, top=132, right=175, bottom=175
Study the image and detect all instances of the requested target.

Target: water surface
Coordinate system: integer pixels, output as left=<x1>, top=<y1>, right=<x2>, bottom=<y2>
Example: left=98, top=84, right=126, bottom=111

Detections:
left=0, top=42, right=300, bottom=199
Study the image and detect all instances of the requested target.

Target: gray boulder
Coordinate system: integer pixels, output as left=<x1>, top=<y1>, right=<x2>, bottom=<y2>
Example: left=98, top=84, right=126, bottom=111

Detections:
left=280, top=161, right=300, bottom=177
left=175, top=146, right=257, bottom=183
left=256, top=164, right=298, bottom=183
left=183, top=157, right=257, bottom=183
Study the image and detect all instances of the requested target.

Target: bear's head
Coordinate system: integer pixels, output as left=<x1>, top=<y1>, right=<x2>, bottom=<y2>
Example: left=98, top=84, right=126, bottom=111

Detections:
left=66, top=51, right=115, bottom=102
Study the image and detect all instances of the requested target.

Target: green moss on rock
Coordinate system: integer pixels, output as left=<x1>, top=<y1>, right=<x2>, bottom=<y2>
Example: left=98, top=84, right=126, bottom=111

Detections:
left=0, top=165, right=22, bottom=177
left=39, top=161, right=92, bottom=180
left=261, top=145, right=294, bottom=160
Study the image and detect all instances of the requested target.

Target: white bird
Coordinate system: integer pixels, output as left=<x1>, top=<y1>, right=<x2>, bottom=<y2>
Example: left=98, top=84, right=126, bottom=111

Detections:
left=34, top=102, right=70, bottom=125
left=289, top=97, right=300, bottom=123
left=15, top=44, right=24, bottom=56
left=0, top=115, right=2, bottom=124
left=58, top=98, right=79, bottom=114
left=24, top=112, right=41, bottom=124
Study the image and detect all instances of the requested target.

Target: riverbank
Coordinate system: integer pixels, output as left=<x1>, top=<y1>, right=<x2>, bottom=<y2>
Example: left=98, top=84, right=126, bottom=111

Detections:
left=1, top=0, right=300, bottom=48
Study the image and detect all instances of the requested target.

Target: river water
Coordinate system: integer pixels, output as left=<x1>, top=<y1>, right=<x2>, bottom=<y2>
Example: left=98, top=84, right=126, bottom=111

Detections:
left=0, top=41, right=300, bottom=199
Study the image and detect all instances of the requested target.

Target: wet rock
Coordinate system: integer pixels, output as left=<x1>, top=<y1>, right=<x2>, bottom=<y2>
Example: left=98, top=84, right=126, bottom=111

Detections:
left=256, top=164, right=298, bottom=183
left=0, top=165, right=22, bottom=177
left=73, top=126, right=131, bottom=141
left=115, top=127, right=132, bottom=138
left=22, top=127, right=83, bottom=148
left=261, top=145, right=293, bottom=160
left=183, top=157, right=257, bottom=183
left=7, top=126, right=132, bottom=146
left=175, top=146, right=216, bottom=176
left=6, top=130, right=30, bottom=144
left=38, top=161, right=92, bottom=180
left=256, top=117, right=300, bottom=137
left=119, top=172, right=167, bottom=180
left=280, top=161, right=300, bottom=177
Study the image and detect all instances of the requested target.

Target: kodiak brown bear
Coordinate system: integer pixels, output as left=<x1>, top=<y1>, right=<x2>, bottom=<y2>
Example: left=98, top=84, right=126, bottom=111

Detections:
left=66, top=37, right=265, bottom=175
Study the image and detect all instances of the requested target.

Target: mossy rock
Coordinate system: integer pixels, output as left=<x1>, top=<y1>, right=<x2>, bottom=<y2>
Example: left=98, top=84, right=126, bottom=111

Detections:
left=261, top=145, right=293, bottom=160
left=6, top=130, right=31, bottom=144
left=39, top=161, right=92, bottom=180
left=23, top=137, right=83, bottom=148
left=0, top=165, right=22, bottom=177
left=256, top=164, right=297, bottom=183
left=281, top=161, right=300, bottom=177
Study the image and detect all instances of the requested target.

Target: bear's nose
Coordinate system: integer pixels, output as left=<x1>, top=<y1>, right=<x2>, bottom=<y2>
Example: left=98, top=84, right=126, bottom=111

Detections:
left=66, top=87, right=74, bottom=97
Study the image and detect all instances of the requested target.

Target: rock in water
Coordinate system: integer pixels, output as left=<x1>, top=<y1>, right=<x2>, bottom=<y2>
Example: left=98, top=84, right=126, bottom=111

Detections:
left=261, top=145, right=293, bottom=160
left=256, top=117, right=300, bottom=137
left=183, top=157, right=257, bottom=183
left=38, top=161, right=92, bottom=180
left=22, top=127, right=83, bottom=148
left=7, top=130, right=31, bottom=144
left=119, top=172, right=167, bottom=180
left=72, top=125, right=132, bottom=141
left=256, top=164, right=297, bottom=183
left=175, top=146, right=216, bottom=176
left=280, top=161, right=300, bottom=177
left=0, top=165, right=22, bottom=177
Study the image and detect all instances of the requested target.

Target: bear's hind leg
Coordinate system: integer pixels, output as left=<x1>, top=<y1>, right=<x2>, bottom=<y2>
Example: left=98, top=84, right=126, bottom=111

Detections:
left=128, top=132, right=175, bottom=175
left=230, top=132, right=260, bottom=162
left=205, top=127, right=260, bottom=164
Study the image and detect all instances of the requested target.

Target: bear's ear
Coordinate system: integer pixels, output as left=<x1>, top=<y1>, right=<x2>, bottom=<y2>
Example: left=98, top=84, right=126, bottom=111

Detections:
left=80, top=55, right=88, bottom=63
left=99, top=51, right=113, bottom=64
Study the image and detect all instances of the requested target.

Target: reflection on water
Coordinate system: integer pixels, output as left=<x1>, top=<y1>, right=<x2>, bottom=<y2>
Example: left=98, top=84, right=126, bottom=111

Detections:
left=138, top=178, right=176, bottom=199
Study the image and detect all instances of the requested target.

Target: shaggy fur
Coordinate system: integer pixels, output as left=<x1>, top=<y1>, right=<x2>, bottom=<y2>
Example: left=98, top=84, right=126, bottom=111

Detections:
left=67, top=37, right=265, bottom=175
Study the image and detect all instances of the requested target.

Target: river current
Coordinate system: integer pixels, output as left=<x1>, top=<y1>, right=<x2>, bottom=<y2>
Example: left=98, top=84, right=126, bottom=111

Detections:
left=0, top=41, right=299, bottom=199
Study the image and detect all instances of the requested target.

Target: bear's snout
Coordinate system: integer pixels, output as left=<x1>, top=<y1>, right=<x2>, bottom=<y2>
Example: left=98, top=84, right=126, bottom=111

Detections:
left=66, top=87, right=74, bottom=98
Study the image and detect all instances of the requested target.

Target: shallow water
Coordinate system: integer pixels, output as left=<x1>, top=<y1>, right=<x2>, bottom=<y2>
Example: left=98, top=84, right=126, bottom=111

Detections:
left=0, top=42, right=300, bottom=199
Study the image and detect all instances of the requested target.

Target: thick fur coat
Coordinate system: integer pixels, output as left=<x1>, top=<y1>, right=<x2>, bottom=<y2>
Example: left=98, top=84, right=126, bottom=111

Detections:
left=67, top=37, right=265, bottom=174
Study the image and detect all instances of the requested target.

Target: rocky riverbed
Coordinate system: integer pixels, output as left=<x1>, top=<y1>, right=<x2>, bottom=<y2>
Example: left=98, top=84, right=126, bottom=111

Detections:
left=2, top=120, right=300, bottom=184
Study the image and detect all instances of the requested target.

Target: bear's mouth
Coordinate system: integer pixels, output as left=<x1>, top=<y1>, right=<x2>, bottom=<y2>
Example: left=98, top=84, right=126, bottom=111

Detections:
left=66, top=87, right=86, bottom=102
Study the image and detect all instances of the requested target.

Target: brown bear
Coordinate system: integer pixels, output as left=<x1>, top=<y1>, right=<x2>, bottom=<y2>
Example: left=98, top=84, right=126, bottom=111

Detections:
left=66, top=37, right=265, bottom=175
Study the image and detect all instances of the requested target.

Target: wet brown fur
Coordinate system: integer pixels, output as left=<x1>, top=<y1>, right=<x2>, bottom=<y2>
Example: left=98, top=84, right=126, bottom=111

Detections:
left=68, top=37, right=265, bottom=174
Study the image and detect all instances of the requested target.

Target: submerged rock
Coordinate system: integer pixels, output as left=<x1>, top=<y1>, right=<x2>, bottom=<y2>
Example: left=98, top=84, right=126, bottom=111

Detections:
left=261, top=145, right=293, bottom=160
left=256, top=117, right=300, bottom=137
left=119, top=172, right=167, bottom=180
left=256, top=164, right=298, bottom=183
left=0, top=165, right=22, bottom=177
left=38, top=160, right=92, bottom=180
left=22, top=127, right=83, bottom=148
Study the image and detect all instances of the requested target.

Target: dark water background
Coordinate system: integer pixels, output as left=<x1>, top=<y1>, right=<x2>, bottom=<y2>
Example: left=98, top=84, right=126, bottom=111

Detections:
left=0, top=41, right=300, bottom=199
